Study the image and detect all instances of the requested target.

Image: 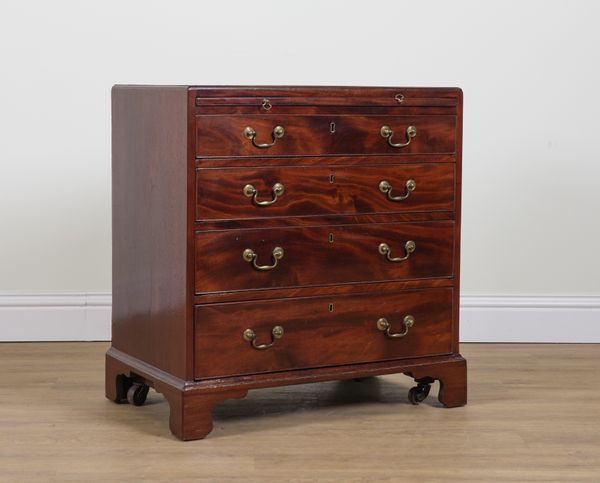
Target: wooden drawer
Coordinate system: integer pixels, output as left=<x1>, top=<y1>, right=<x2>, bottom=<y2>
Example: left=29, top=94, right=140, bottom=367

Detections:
left=194, top=288, right=453, bottom=378
left=196, top=164, right=455, bottom=221
left=195, top=221, right=454, bottom=293
left=195, top=92, right=459, bottom=108
left=195, top=115, right=456, bottom=157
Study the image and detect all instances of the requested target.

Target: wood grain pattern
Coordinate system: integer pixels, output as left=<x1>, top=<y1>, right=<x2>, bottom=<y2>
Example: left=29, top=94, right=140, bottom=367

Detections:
left=191, top=86, right=462, bottom=99
left=196, top=107, right=458, bottom=117
left=109, top=85, right=465, bottom=440
left=195, top=210, right=455, bottom=232
left=195, top=95, right=458, bottom=108
left=106, top=345, right=466, bottom=440
left=194, top=288, right=453, bottom=378
left=196, top=163, right=454, bottom=221
left=167, top=388, right=249, bottom=441
left=8, top=343, right=600, bottom=480
left=196, top=153, right=457, bottom=168
left=195, top=221, right=454, bottom=294
left=195, top=115, right=456, bottom=157
left=194, top=278, right=454, bottom=305
left=111, top=85, right=192, bottom=380
left=452, top=88, right=463, bottom=354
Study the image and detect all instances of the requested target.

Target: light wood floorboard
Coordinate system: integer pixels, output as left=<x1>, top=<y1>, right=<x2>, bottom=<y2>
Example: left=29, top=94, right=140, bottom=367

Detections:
left=0, top=343, right=599, bottom=482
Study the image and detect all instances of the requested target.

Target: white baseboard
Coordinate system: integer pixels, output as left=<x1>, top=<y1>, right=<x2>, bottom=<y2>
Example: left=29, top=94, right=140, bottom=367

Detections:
left=1, top=292, right=599, bottom=343
left=460, top=294, right=600, bottom=343
left=0, top=293, right=112, bottom=341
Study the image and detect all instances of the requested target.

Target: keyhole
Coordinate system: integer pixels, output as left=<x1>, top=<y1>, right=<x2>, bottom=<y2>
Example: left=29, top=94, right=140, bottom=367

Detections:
left=329, top=174, right=335, bottom=183
left=328, top=233, right=334, bottom=243
left=330, top=122, right=336, bottom=133
left=329, top=303, right=334, bottom=312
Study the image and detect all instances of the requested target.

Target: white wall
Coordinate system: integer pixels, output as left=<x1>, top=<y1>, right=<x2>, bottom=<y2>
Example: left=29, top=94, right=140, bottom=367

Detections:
left=1, top=0, right=599, bottom=340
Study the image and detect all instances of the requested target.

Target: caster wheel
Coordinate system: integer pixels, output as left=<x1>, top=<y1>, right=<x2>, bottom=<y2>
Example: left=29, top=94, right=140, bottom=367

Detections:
left=408, top=384, right=431, bottom=405
left=127, top=383, right=150, bottom=406
left=115, top=374, right=133, bottom=403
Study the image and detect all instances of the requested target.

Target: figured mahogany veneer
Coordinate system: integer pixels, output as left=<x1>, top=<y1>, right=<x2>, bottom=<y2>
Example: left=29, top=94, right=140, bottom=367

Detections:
left=196, top=114, right=456, bottom=157
left=196, top=163, right=455, bottom=221
left=195, top=221, right=454, bottom=293
left=194, top=288, right=453, bottom=378
left=107, top=85, right=467, bottom=440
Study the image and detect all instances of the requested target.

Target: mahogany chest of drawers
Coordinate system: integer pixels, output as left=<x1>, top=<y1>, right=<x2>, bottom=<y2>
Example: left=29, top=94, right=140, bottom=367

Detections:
left=106, top=85, right=467, bottom=440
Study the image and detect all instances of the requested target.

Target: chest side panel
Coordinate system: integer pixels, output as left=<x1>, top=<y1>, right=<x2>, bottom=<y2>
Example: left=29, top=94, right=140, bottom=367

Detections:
left=111, top=85, right=190, bottom=379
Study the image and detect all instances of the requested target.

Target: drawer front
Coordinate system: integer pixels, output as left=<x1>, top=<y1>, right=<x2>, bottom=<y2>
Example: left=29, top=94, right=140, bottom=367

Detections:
left=194, top=288, right=453, bottom=378
left=195, top=115, right=456, bottom=157
left=195, top=221, right=454, bottom=293
left=196, top=164, right=455, bottom=221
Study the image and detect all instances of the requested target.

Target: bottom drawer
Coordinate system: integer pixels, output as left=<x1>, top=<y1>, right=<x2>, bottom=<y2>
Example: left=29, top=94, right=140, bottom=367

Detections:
left=194, top=288, right=453, bottom=379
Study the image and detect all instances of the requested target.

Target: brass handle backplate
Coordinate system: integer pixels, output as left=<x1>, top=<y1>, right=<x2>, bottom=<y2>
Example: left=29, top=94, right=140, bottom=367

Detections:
left=378, top=240, right=416, bottom=262
left=243, top=125, right=285, bottom=148
left=243, top=183, right=284, bottom=206
left=243, top=325, right=284, bottom=350
left=379, top=179, right=416, bottom=201
left=380, top=125, right=417, bottom=148
left=377, top=315, right=415, bottom=338
left=243, top=246, right=284, bottom=271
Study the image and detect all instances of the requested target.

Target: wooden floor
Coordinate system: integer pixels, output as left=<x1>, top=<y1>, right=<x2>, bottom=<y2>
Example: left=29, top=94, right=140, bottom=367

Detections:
left=1, top=344, right=599, bottom=482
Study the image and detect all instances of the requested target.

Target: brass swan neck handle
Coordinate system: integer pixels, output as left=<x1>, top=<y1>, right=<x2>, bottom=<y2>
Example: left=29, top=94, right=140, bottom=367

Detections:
left=378, top=241, right=416, bottom=262
left=243, top=246, right=284, bottom=271
left=380, top=125, right=417, bottom=148
left=243, top=326, right=284, bottom=350
left=243, top=183, right=284, bottom=206
left=379, top=179, right=416, bottom=201
left=243, top=125, right=285, bottom=148
left=377, top=315, right=415, bottom=338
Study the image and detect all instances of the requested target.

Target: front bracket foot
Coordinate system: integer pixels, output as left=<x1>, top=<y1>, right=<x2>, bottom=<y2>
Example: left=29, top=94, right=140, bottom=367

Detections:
left=405, top=356, right=467, bottom=407
left=158, top=386, right=249, bottom=441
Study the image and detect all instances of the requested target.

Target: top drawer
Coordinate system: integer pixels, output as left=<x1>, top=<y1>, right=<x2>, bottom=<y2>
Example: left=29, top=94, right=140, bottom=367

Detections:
left=195, top=115, right=456, bottom=158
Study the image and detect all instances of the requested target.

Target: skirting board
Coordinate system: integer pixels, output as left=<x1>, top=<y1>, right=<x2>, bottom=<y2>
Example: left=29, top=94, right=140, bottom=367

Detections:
left=0, top=293, right=111, bottom=342
left=0, top=293, right=599, bottom=343
left=460, top=295, right=600, bottom=343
